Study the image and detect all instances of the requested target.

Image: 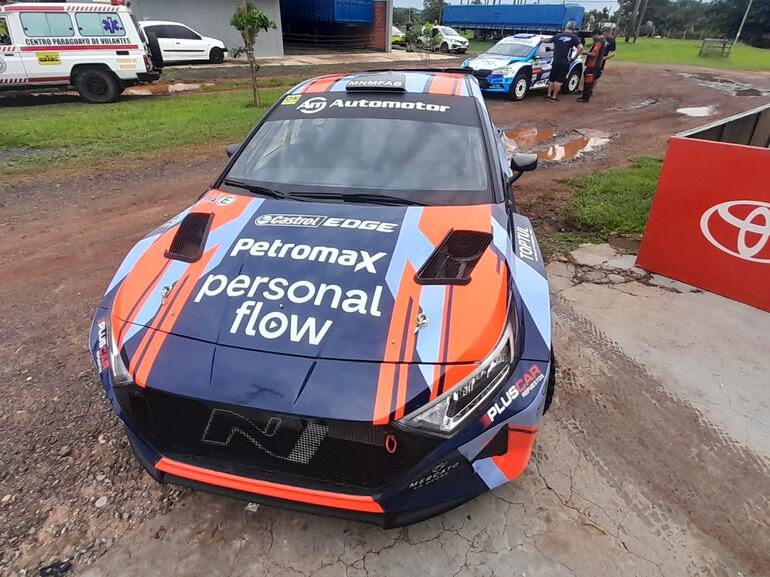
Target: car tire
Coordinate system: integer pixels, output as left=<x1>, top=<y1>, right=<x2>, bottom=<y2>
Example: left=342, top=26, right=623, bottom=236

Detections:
left=440, top=42, right=449, bottom=53
left=74, top=68, right=122, bottom=104
left=209, top=47, right=225, bottom=64
left=543, top=352, right=557, bottom=414
left=562, top=68, right=581, bottom=94
left=508, top=72, right=529, bottom=101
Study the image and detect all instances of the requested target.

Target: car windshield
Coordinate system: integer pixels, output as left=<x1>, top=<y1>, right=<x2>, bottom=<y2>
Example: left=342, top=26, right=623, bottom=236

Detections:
left=439, top=26, right=461, bottom=37
left=488, top=41, right=533, bottom=58
left=225, top=94, right=492, bottom=205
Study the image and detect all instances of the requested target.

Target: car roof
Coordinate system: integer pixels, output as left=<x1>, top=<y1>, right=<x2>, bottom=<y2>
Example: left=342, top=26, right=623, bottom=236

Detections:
left=288, top=71, right=474, bottom=98
left=0, top=2, right=130, bottom=12
left=500, top=34, right=548, bottom=45
left=139, top=20, right=191, bottom=27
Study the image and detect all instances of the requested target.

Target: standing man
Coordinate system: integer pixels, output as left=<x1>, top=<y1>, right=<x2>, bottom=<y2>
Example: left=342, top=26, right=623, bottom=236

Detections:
left=602, top=27, right=616, bottom=72
left=578, top=30, right=606, bottom=103
left=546, top=22, right=583, bottom=102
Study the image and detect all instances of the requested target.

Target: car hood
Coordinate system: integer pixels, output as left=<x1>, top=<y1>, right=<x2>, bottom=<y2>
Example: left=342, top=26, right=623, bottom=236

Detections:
left=467, top=54, right=528, bottom=70
left=109, top=191, right=510, bottom=369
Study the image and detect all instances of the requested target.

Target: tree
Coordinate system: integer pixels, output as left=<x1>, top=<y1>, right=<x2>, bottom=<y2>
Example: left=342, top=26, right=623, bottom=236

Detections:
left=422, top=0, right=443, bottom=25
left=709, top=0, right=770, bottom=47
left=231, top=0, right=277, bottom=107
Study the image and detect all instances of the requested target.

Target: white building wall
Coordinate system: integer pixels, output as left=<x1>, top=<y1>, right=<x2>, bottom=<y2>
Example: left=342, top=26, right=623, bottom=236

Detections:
left=130, top=0, right=284, bottom=57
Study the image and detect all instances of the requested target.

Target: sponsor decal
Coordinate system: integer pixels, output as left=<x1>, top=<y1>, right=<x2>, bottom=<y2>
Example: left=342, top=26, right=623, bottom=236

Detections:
left=230, top=238, right=387, bottom=274
left=255, top=214, right=398, bottom=234
left=206, top=193, right=236, bottom=207
left=515, top=225, right=538, bottom=262
left=281, top=94, right=301, bottom=105
left=96, top=321, right=110, bottom=373
left=700, top=200, right=770, bottom=264
left=202, top=408, right=327, bottom=464
left=36, top=52, right=61, bottom=66
left=485, top=365, right=545, bottom=423
left=297, top=96, right=451, bottom=115
left=346, top=78, right=405, bottom=89
left=409, top=460, right=461, bottom=490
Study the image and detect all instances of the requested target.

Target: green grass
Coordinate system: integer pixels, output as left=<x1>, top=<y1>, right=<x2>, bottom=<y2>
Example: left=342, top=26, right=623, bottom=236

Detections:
left=464, top=32, right=770, bottom=71
left=615, top=37, right=770, bottom=71
left=0, top=88, right=286, bottom=174
left=539, top=232, right=604, bottom=257
left=566, top=157, right=662, bottom=236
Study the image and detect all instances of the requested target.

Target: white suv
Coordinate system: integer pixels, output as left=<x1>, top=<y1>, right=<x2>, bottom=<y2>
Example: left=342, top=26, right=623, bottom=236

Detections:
left=422, top=26, right=469, bottom=54
left=0, top=1, right=159, bottom=103
left=139, top=21, right=227, bottom=65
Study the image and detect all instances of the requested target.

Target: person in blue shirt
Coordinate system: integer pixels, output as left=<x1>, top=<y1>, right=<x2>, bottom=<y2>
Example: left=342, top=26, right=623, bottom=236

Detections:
left=546, top=23, right=583, bottom=102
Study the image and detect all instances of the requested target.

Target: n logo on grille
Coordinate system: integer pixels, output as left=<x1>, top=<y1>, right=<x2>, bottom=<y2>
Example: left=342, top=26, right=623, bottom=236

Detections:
left=201, top=408, right=328, bottom=464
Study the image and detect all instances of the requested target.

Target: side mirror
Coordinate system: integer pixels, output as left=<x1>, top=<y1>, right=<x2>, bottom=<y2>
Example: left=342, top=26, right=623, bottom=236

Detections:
left=545, top=46, right=553, bottom=52
left=507, top=153, right=538, bottom=185
left=226, top=143, right=240, bottom=158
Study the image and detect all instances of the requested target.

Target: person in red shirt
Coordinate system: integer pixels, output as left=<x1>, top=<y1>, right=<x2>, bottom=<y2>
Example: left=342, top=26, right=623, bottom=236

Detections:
left=578, top=30, right=606, bottom=103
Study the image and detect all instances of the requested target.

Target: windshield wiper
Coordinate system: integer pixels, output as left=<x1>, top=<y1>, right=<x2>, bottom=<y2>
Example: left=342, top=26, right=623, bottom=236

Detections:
left=288, top=191, right=427, bottom=206
left=222, top=179, right=289, bottom=200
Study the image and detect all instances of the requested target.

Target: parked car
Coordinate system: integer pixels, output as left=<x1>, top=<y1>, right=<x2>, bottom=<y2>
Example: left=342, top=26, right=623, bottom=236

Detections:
left=391, top=25, right=405, bottom=46
left=0, top=1, right=160, bottom=103
left=90, top=70, right=554, bottom=527
left=419, top=25, right=469, bottom=53
left=139, top=20, right=227, bottom=65
left=462, top=33, right=583, bottom=101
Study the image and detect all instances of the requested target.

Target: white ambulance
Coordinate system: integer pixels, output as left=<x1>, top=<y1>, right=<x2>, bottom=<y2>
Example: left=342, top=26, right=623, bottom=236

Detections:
left=0, top=0, right=160, bottom=103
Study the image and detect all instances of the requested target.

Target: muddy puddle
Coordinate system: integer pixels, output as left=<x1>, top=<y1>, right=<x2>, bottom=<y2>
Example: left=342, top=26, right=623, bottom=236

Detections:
left=123, top=82, right=212, bottom=96
left=678, top=72, right=770, bottom=97
left=608, top=98, right=659, bottom=111
left=505, top=127, right=610, bottom=162
left=677, top=105, right=717, bottom=118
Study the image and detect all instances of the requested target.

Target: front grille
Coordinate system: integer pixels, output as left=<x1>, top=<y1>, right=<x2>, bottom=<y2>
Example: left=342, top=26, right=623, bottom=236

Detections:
left=473, top=69, right=492, bottom=79
left=118, top=386, right=442, bottom=494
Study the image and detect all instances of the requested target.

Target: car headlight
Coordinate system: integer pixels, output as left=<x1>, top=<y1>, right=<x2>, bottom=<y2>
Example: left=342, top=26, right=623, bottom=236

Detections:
left=107, top=317, right=134, bottom=386
left=399, top=327, right=515, bottom=437
left=492, top=66, right=513, bottom=75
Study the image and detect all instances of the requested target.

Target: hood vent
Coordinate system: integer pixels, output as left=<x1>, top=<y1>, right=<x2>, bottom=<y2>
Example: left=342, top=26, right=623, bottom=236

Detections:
left=416, top=229, right=493, bottom=285
left=164, top=212, right=213, bottom=263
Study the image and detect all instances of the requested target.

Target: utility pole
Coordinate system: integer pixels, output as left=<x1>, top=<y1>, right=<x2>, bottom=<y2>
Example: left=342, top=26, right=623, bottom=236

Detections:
left=625, top=0, right=642, bottom=42
left=633, top=0, right=650, bottom=43
left=733, top=0, right=754, bottom=47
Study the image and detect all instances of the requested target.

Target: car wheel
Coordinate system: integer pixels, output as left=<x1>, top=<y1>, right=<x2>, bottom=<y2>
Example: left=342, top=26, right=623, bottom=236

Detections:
left=563, top=68, right=581, bottom=94
left=543, top=352, right=557, bottom=414
left=508, top=72, right=529, bottom=101
left=74, top=68, right=122, bottom=104
left=440, top=42, right=449, bottom=53
left=209, top=47, right=225, bottom=64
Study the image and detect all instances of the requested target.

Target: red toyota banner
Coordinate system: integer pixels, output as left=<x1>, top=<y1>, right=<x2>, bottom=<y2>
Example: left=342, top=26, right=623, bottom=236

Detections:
left=637, top=135, right=770, bottom=313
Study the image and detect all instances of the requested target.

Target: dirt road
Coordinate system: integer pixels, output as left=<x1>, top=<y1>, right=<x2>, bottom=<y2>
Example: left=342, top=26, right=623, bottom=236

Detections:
left=1, top=62, right=769, bottom=576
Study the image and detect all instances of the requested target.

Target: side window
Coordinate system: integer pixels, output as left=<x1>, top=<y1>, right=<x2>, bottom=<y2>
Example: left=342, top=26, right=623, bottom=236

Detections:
left=536, top=43, right=553, bottom=59
left=0, top=17, right=11, bottom=45
left=20, top=12, right=74, bottom=37
left=75, top=13, right=126, bottom=37
left=168, top=25, right=201, bottom=40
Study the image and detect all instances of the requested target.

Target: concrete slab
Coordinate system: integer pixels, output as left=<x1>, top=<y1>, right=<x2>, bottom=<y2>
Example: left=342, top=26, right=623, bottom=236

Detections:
left=571, top=243, right=618, bottom=267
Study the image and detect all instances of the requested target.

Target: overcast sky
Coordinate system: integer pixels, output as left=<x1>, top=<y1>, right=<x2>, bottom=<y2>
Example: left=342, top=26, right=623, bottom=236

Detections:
left=394, top=1, right=620, bottom=14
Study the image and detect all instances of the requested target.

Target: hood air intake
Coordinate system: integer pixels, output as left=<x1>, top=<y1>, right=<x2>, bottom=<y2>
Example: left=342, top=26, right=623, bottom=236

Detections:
left=416, top=229, right=493, bottom=285
left=164, top=212, right=213, bottom=263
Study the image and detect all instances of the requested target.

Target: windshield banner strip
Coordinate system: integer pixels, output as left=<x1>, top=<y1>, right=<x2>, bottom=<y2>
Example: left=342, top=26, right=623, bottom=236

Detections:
left=273, top=93, right=479, bottom=127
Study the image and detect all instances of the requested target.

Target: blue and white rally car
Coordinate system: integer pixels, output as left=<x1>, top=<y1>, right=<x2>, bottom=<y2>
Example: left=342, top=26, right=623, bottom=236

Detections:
left=462, top=34, right=583, bottom=101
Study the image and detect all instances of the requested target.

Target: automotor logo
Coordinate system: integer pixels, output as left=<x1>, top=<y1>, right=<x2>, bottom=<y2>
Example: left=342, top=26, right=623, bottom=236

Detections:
left=700, top=200, right=770, bottom=263
left=297, top=96, right=328, bottom=114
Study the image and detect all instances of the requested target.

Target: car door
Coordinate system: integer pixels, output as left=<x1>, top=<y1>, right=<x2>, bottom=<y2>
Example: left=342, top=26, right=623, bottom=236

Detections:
left=165, top=24, right=207, bottom=62
left=532, top=42, right=554, bottom=86
left=17, top=10, right=74, bottom=83
left=0, top=16, right=28, bottom=86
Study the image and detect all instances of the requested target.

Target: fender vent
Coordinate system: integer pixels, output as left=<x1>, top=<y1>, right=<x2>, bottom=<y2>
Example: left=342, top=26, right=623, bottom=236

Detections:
left=164, top=212, right=213, bottom=263
left=415, top=229, right=492, bottom=285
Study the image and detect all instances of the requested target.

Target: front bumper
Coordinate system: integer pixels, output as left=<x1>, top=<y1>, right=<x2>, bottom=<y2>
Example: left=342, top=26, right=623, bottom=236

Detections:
left=473, top=72, right=513, bottom=93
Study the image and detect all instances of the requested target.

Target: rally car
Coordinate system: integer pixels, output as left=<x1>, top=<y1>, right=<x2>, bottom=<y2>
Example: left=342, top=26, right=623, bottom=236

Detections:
left=90, top=70, right=553, bottom=527
left=462, top=33, right=583, bottom=101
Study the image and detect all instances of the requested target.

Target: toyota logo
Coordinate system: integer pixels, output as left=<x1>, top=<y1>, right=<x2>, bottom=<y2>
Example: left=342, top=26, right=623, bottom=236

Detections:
left=297, top=97, right=327, bottom=114
left=700, top=200, right=770, bottom=263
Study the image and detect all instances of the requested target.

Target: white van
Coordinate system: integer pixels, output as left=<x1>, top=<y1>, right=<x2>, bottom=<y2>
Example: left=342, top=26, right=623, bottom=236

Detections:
left=0, top=1, right=160, bottom=103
